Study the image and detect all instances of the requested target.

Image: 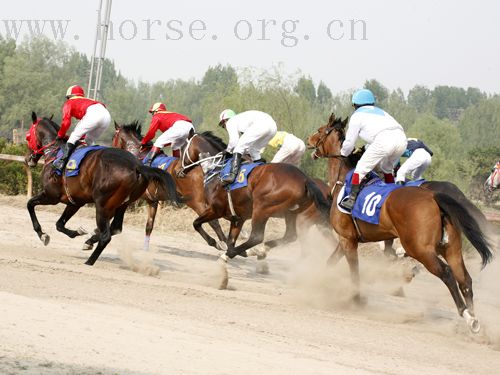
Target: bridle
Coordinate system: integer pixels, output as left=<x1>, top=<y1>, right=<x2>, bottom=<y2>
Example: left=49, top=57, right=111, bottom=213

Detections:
left=311, top=125, right=347, bottom=196
left=113, top=128, right=141, bottom=157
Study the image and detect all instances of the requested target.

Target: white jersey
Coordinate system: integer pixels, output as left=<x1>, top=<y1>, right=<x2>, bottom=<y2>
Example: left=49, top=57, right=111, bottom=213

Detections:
left=341, top=106, right=404, bottom=157
left=226, top=110, right=275, bottom=152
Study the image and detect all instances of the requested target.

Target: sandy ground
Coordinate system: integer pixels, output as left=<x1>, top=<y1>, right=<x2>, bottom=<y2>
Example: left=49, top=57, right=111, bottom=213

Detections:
left=0, top=195, right=499, bottom=375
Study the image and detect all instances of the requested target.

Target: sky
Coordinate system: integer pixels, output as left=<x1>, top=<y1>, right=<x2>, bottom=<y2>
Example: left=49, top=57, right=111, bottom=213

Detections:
left=2, top=0, right=499, bottom=94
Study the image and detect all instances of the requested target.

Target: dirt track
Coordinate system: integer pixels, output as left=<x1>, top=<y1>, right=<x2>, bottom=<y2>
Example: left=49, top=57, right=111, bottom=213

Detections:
left=0, top=195, right=499, bottom=374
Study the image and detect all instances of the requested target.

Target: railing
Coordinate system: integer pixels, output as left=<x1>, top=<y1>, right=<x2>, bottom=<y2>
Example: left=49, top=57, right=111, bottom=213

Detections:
left=0, top=153, right=44, bottom=199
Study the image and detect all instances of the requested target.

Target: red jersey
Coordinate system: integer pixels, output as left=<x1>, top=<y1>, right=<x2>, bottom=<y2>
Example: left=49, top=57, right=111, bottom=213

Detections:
left=141, top=111, right=192, bottom=145
left=58, top=97, right=103, bottom=138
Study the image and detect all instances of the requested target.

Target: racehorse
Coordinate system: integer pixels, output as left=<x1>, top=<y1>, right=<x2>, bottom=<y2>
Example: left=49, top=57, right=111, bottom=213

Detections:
left=181, top=131, right=331, bottom=287
left=307, top=114, right=493, bottom=333
left=25, top=112, right=180, bottom=265
left=111, top=122, right=226, bottom=250
left=484, top=161, right=500, bottom=203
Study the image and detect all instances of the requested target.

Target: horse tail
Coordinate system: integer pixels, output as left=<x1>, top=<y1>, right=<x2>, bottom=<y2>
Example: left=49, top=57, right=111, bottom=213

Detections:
left=137, top=165, right=182, bottom=205
left=305, top=178, right=331, bottom=223
left=434, top=192, right=493, bottom=268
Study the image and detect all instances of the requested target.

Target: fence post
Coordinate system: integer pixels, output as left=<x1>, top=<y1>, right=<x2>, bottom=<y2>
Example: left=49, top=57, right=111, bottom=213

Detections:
left=24, top=163, right=33, bottom=199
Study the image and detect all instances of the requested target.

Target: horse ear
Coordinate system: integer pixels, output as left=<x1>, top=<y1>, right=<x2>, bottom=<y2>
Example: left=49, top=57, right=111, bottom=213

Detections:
left=49, top=114, right=54, bottom=121
left=114, top=120, right=120, bottom=130
left=342, top=117, right=349, bottom=127
left=31, top=111, right=37, bottom=123
left=328, top=113, right=336, bottom=126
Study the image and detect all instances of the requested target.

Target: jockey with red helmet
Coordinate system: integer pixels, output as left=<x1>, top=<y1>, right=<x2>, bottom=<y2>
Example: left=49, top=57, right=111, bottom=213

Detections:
left=53, top=85, right=111, bottom=170
left=142, top=102, right=194, bottom=166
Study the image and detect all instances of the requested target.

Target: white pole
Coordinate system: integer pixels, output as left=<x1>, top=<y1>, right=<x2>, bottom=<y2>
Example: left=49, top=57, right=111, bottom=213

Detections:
left=94, top=0, right=112, bottom=100
left=88, top=0, right=103, bottom=99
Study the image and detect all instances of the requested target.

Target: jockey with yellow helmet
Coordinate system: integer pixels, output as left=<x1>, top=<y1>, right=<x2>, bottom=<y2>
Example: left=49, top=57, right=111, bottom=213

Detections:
left=340, top=89, right=407, bottom=210
left=142, top=102, right=194, bottom=165
left=218, top=109, right=277, bottom=185
left=268, top=131, right=306, bottom=166
left=53, top=85, right=111, bottom=170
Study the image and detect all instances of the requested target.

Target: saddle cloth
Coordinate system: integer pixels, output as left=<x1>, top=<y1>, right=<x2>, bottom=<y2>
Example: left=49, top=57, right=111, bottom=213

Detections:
left=54, top=145, right=106, bottom=177
left=220, top=158, right=264, bottom=191
left=340, top=169, right=425, bottom=224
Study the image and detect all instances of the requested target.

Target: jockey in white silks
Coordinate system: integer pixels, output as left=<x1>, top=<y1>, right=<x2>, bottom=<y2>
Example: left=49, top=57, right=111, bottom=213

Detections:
left=340, top=89, right=407, bottom=211
left=268, top=131, right=306, bottom=166
left=395, top=138, right=433, bottom=184
left=218, top=109, right=277, bottom=185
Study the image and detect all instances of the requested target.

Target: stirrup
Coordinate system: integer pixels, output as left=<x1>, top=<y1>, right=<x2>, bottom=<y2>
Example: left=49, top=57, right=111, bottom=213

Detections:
left=340, top=196, right=356, bottom=211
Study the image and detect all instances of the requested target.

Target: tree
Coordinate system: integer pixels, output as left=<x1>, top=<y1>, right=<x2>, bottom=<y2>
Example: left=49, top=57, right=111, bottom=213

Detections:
left=317, top=81, right=333, bottom=106
left=363, top=79, right=388, bottom=104
left=408, top=85, right=432, bottom=113
left=294, top=76, right=316, bottom=104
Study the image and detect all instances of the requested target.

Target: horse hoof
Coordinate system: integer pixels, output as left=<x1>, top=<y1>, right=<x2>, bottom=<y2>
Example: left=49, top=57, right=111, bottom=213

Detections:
left=82, top=243, right=93, bottom=251
left=77, top=227, right=88, bottom=235
left=216, top=241, right=228, bottom=251
left=40, top=233, right=50, bottom=246
left=469, top=319, right=481, bottom=334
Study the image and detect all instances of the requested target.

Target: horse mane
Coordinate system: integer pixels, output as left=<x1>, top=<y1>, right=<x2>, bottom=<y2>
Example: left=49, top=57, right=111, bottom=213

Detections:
left=122, top=120, right=143, bottom=140
left=327, top=116, right=362, bottom=168
left=42, top=117, right=60, bottom=132
left=199, top=131, right=227, bottom=151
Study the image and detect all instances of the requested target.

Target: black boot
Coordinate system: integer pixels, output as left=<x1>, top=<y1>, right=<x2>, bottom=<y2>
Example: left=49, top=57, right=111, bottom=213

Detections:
left=53, top=142, right=76, bottom=171
left=340, top=184, right=361, bottom=211
left=221, top=153, right=242, bottom=185
left=144, top=146, right=161, bottom=167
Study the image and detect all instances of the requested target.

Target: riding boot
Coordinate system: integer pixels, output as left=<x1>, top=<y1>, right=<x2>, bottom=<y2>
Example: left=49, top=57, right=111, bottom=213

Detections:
left=340, top=183, right=361, bottom=211
left=144, top=146, right=161, bottom=167
left=53, top=142, right=76, bottom=170
left=222, top=152, right=242, bottom=185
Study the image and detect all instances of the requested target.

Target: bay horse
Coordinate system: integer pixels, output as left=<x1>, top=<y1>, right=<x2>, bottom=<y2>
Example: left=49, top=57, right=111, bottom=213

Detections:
left=111, top=122, right=226, bottom=250
left=25, top=112, right=180, bottom=265
left=181, top=131, right=332, bottom=287
left=307, top=114, right=493, bottom=333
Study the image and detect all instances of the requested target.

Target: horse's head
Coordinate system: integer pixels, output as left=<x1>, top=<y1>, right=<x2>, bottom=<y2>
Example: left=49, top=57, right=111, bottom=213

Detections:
left=307, top=113, right=348, bottom=159
left=112, top=120, right=143, bottom=157
left=25, top=111, right=60, bottom=167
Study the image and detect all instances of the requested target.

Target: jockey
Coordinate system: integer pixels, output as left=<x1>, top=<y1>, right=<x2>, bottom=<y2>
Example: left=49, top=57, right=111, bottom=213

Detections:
left=268, top=131, right=306, bottom=166
left=53, top=85, right=111, bottom=170
left=218, top=109, right=277, bottom=185
left=142, top=103, right=194, bottom=166
left=395, top=138, right=433, bottom=184
left=340, top=89, right=407, bottom=210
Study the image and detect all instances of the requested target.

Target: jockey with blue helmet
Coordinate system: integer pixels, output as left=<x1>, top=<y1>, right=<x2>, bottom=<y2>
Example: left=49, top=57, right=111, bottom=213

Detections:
left=340, top=88, right=407, bottom=210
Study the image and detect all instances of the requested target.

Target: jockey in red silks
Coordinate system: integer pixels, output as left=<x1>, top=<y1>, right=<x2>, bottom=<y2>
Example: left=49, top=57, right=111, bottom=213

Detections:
left=141, top=102, right=194, bottom=166
left=53, top=85, right=111, bottom=170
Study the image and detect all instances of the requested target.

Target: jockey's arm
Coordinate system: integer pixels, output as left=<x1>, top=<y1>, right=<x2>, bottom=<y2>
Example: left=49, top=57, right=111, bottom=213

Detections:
left=225, top=121, right=240, bottom=153
left=58, top=101, right=72, bottom=139
left=142, top=117, right=159, bottom=145
left=341, top=115, right=361, bottom=157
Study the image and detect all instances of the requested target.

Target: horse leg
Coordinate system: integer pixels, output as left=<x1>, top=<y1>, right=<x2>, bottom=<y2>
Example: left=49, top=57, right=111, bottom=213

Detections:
left=208, top=219, right=227, bottom=242
left=383, top=239, right=397, bottom=258
left=226, top=215, right=269, bottom=259
left=442, top=227, right=479, bottom=332
left=82, top=204, right=129, bottom=251
left=27, top=192, right=59, bottom=246
left=142, top=201, right=158, bottom=251
left=264, top=212, right=298, bottom=250
left=84, top=206, right=113, bottom=266
left=327, top=242, right=345, bottom=267
left=193, top=207, right=221, bottom=249
left=55, top=204, right=86, bottom=238
left=340, top=237, right=362, bottom=304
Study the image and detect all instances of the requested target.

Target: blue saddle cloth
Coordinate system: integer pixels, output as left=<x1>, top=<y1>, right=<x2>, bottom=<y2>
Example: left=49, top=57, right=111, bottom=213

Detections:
left=220, top=158, right=264, bottom=190
left=143, top=155, right=177, bottom=171
left=54, top=145, right=106, bottom=177
left=342, top=170, right=425, bottom=224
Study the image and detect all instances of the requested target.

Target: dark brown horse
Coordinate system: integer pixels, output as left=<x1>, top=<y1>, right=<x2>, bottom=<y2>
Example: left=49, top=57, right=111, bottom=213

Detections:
left=111, top=122, right=226, bottom=250
left=307, top=114, right=493, bottom=333
left=25, top=112, right=179, bottom=265
left=181, top=132, right=331, bottom=287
